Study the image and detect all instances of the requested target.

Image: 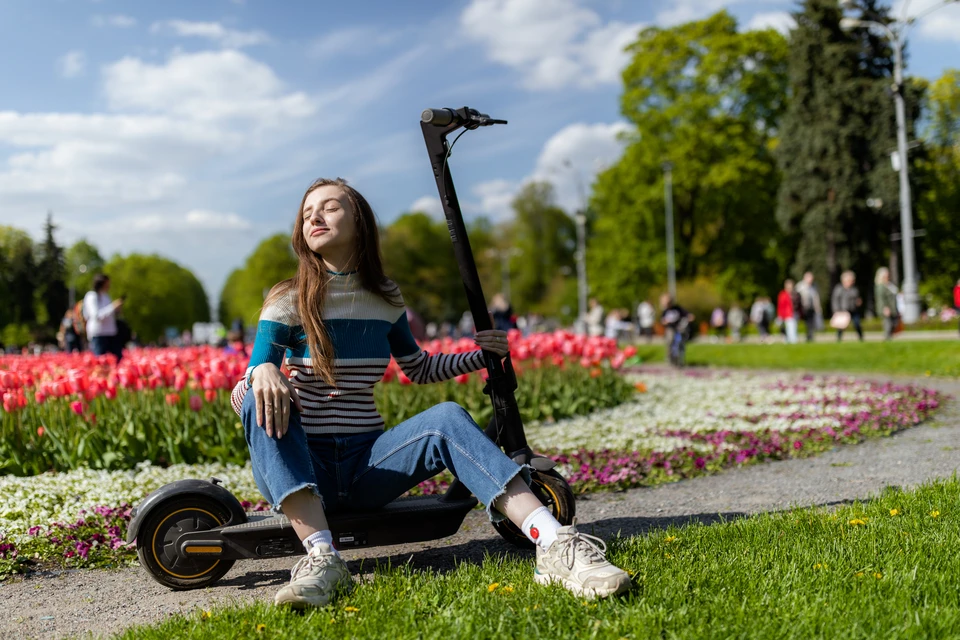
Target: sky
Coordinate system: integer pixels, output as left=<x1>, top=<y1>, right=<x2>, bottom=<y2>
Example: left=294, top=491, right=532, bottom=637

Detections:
left=1, top=0, right=958, bottom=310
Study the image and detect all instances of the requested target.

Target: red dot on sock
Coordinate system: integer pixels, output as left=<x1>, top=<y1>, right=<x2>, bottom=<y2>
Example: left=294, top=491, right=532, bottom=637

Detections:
left=530, top=527, right=539, bottom=540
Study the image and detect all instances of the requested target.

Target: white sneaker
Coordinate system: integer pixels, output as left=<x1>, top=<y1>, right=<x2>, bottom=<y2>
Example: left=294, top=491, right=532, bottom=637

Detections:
left=274, top=543, right=353, bottom=608
left=534, top=522, right=631, bottom=599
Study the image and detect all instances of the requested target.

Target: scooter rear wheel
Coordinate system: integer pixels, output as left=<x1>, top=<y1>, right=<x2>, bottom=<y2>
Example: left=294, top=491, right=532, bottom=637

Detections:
left=136, top=496, right=236, bottom=590
left=492, top=468, right=575, bottom=549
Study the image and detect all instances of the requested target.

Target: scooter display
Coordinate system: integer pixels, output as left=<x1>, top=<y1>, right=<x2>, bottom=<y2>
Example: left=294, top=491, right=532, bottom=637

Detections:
left=128, top=107, right=577, bottom=591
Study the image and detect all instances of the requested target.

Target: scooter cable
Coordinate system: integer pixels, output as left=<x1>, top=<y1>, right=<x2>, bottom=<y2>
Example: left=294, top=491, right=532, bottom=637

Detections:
left=440, top=128, right=470, bottom=200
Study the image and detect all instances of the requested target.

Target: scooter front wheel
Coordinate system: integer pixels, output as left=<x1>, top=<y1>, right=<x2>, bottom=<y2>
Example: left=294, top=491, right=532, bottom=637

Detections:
left=136, top=495, right=236, bottom=590
left=492, top=468, right=576, bottom=549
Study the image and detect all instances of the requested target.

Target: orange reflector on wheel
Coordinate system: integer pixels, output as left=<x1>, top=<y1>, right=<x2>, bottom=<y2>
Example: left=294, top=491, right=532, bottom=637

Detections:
left=184, top=546, right=222, bottom=554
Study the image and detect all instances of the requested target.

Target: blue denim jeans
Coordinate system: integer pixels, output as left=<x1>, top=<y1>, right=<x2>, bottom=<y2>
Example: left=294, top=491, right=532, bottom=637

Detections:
left=240, top=393, right=528, bottom=522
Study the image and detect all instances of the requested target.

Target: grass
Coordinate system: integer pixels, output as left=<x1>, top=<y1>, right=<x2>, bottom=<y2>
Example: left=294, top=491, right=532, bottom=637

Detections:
left=116, top=478, right=960, bottom=639
left=630, top=339, right=960, bottom=377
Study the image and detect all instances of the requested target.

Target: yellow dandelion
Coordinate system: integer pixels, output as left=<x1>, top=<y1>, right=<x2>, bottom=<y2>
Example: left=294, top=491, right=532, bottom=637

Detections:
left=501, top=586, right=515, bottom=594
left=533, top=604, right=540, bottom=610
left=848, top=518, right=867, bottom=526
left=930, top=510, right=940, bottom=518
left=664, top=536, right=677, bottom=543
left=889, top=509, right=899, bottom=516
left=344, top=606, right=360, bottom=613
left=664, top=553, right=672, bottom=559
left=487, top=582, right=500, bottom=593
left=855, top=572, right=864, bottom=578
left=256, top=624, right=266, bottom=633
left=813, top=563, right=827, bottom=570
left=200, top=610, right=212, bottom=620
left=874, top=573, right=883, bottom=580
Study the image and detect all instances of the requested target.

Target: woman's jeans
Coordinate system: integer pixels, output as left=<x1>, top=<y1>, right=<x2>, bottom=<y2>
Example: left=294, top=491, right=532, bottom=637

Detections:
left=241, top=393, right=528, bottom=523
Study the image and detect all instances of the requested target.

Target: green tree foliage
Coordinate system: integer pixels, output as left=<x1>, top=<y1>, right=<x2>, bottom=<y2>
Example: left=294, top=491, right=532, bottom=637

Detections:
left=0, top=226, right=37, bottom=328
left=589, top=11, right=789, bottom=308
left=34, top=213, right=68, bottom=336
left=915, top=69, right=960, bottom=304
left=380, top=212, right=498, bottom=322
left=104, top=254, right=210, bottom=343
left=217, top=234, right=298, bottom=326
left=776, top=0, right=916, bottom=302
left=508, top=182, right=576, bottom=315
left=65, top=239, right=105, bottom=302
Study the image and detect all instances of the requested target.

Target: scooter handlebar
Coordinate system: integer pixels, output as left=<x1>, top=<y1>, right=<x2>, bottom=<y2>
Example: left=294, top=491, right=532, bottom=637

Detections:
left=421, top=107, right=507, bottom=128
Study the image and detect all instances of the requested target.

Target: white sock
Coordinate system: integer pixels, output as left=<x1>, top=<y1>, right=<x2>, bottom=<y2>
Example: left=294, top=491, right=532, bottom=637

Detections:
left=303, top=530, right=339, bottom=556
left=521, top=506, right=561, bottom=549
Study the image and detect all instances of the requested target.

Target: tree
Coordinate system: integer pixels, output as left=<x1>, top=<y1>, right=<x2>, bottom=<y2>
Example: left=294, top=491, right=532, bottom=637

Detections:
left=914, top=69, right=960, bottom=305
left=65, top=239, right=105, bottom=302
left=380, top=212, right=499, bottom=322
left=775, top=0, right=916, bottom=304
left=34, top=213, right=68, bottom=335
left=104, top=254, right=210, bottom=343
left=0, top=226, right=37, bottom=328
left=217, top=234, right=298, bottom=326
left=508, top=182, right=576, bottom=315
left=589, top=11, right=789, bottom=308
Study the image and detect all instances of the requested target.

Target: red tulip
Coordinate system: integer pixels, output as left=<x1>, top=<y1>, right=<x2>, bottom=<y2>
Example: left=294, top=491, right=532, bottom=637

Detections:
left=70, top=400, right=84, bottom=416
left=165, top=392, right=180, bottom=406
left=204, top=389, right=217, bottom=403
left=37, top=426, right=45, bottom=437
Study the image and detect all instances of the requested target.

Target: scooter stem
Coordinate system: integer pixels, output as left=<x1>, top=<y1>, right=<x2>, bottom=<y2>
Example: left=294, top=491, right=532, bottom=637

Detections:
left=420, top=107, right=531, bottom=461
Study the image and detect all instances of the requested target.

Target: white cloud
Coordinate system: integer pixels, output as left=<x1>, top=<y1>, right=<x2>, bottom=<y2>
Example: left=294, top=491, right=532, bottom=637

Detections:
left=91, top=14, right=137, bottom=28
left=131, top=210, right=252, bottom=232
left=656, top=0, right=771, bottom=27
left=150, top=20, right=270, bottom=48
left=408, top=195, right=444, bottom=219
left=308, top=26, right=399, bottom=59
left=58, top=51, right=86, bottom=78
left=911, top=1, right=960, bottom=42
left=460, top=0, right=643, bottom=90
left=103, top=50, right=315, bottom=125
left=469, top=121, right=630, bottom=220
left=745, top=11, right=795, bottom=34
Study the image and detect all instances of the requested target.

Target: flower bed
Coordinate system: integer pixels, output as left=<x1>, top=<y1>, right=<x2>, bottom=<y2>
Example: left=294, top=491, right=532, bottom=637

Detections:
left=0, top=372, right=941, bottom=575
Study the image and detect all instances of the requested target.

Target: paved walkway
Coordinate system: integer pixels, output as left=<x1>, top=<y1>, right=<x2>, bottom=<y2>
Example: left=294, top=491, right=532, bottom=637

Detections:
left=2, top=375, right=957, bottom=640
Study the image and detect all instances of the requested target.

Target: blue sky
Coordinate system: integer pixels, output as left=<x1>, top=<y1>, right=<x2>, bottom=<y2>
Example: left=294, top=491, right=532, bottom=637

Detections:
left=1, top=0, right=958, bottom=307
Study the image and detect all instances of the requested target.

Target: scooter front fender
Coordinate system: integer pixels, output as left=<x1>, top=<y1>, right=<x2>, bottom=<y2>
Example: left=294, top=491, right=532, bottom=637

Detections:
left=125, top=478, right=246, bottom=544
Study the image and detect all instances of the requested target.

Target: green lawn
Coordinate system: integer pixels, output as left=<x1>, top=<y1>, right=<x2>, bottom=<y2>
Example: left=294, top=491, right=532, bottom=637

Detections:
left=631, top=339, right=960, bottom=377
left=117, top=478, right=960, bottom=639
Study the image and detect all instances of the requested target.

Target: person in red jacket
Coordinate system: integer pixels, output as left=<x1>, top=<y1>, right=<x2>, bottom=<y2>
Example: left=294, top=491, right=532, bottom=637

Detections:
left=777, top=279, right=799, bottom=344
left=954, top=279, right=960, bottom=336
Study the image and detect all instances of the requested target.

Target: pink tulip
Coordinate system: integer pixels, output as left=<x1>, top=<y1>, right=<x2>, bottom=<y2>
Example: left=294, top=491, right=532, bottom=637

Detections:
left=189, top=395, right=203, bottom=412
left=70, top=400, right=84, bottom=416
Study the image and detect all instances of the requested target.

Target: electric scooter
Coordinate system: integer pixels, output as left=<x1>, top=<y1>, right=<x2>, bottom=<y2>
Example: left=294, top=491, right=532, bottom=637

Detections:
left=128, top=107, right=577, bottom=591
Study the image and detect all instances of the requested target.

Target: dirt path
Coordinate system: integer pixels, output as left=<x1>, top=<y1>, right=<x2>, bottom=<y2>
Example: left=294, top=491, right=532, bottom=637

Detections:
left=3, top=375, right=957, bottom=640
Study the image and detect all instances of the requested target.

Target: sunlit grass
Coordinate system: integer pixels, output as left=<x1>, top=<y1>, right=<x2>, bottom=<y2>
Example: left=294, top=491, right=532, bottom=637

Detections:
left=117, top=477, right=960, bottom=639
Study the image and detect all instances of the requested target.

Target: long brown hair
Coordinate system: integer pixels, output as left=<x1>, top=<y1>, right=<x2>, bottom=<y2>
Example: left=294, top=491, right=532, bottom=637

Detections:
left=264, top=177, right=401, bottom=386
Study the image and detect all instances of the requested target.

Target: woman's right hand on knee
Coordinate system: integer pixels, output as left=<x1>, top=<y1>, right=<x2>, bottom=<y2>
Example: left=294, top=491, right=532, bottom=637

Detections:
left=250, top=363, right=303, bottom=438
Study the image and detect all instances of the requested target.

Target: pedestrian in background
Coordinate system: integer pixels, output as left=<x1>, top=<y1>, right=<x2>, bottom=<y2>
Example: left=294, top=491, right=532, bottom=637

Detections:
left=954, top=278, right=960, bottom=336
left=750, top=297, right=769, bottom=342
left=830, top=270, right=863, bottom=342
left=586, top=298, right=605, bottom=337
left=777, top=280, right=799, bottom=344
left=710, top=306, right=727, bottom=341
left=637, top=299, right=655, bottom=342
left=875, top=267, right=899, bottom=341
left=727, top=303, right=745, bottom=342
left=796, top=271, right=822, bottom=342
left=59, top=308, right=82, bottom=353
left=490, top=293, right=516, bottom=332
left=82, top=274, right=124, bottom=361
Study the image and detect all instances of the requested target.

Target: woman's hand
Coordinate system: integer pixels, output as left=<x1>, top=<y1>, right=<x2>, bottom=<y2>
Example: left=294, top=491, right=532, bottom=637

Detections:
left=883, top=306, right=891, bottom=317
left=250, top=363, right=303, bottom=439
left=474, top=329, right=510, bottom=356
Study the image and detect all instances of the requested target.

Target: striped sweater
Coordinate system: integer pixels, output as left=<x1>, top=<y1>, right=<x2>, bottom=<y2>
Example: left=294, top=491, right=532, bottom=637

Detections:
left=230, top=271, right=486, bottom=434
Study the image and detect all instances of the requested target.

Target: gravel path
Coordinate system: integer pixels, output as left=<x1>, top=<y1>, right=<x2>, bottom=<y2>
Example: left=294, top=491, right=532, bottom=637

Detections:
left=2, top=374, right=957, bottom=640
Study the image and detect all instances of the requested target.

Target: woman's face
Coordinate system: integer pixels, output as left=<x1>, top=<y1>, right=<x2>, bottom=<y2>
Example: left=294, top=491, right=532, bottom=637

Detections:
left=301, top=185, right=357, bottom=257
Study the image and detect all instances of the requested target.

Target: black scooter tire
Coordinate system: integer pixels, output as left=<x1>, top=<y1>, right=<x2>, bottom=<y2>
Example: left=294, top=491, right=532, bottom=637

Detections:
left=136, top=496, right=236, bottom=590
left=492, top=468, right=576, bottom=549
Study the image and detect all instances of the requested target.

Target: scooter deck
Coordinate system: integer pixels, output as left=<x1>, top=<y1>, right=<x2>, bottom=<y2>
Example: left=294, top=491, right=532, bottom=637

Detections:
left=178, top=494, right=480, bottom=560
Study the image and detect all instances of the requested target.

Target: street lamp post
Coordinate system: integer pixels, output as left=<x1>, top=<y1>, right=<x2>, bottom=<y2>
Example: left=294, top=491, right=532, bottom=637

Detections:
left=486, top=247, right=523, bottom=301
left=68, top=263, right=87, bottom=308
left=562, top=159, right=591, bottom=335
left=662, top=161, right=677, bottom=300
left=840, top=0, right=958, bottom=323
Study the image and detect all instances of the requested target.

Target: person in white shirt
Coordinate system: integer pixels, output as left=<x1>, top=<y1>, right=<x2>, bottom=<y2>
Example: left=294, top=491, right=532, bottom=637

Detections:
left=637, top=300, right=655, bottom=342
left=82, top=274, right=124, bottom=360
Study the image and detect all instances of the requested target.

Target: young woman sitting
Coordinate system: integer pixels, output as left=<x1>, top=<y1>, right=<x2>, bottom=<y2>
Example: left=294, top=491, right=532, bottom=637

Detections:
left=230, top=178, right=630, bottom=608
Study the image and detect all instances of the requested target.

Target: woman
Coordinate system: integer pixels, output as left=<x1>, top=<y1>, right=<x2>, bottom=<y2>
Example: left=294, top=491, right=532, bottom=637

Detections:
left=830, top=270, right=863, bottom=342
left=82, top=274, right=124, bottom=361
left=777, top=280, right=799, bottom=344
left=875, top=267, right=899, bottom=341
left=230, top=178, right=629, bottom=609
